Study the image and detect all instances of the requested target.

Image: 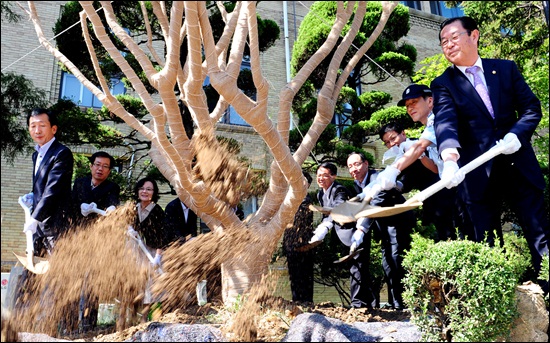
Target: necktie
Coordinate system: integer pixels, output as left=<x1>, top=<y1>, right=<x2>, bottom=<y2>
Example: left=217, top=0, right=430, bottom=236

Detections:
left=465, top=66, right=494, bottom=118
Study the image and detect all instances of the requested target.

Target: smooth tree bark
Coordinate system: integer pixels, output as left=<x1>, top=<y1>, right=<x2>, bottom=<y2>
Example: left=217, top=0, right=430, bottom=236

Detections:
left=23, top=0, right=398, bottom=306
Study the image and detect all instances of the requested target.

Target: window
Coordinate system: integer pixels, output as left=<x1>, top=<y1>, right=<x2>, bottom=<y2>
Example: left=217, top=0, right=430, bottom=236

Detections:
left=219, top=58, right=253, bottom=127
left=60, top=72, right=126, bottom=108
left=401, top=1, right=422, bottom=10
left=333, top=103, right=352, bottom=138
left=430, top=2, right=464, bottom=18
left=400, top=1, right=464, bottom=18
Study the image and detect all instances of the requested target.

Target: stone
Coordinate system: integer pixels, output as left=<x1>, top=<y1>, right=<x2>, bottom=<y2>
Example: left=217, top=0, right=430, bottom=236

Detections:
left=124, top=322, right=224, bottom=342
left=509, top=282, right=549, bottom=342
left=282, top=313, right=421, bottom=342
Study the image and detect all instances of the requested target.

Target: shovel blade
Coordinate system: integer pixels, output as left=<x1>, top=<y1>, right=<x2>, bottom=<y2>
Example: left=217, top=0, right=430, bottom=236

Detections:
left=333, top=248, right=364, bottom=264
left=308, top=204, right=332, bottom=215
left=354, top=200, right=422, bottom=219
left=13, top=252, right=49, bottom=274
left=295, top=240, right=322, bottom=252
left=331, top=201, right=374, bottom=224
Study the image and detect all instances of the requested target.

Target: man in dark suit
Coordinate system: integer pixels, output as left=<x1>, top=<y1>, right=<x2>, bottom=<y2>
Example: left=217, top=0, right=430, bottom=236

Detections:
left=70, top=151, right=120, bottom=330
left=309, top=162, right=374, bottom=308
left=25, top=108, right=74, bottom=256
left=15, top=108, right=74, bottom=327
left=164, top=197, right=199, bottom=244
left=347, top=153, right=416, bottom=310
left=432, top=16, right=549, bottom=293
left=71, top=151, right=120, bottom=228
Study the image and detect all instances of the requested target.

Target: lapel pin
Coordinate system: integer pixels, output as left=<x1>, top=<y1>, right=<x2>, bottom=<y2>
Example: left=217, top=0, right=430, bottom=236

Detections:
left=492, top=70, right=496, bottom=74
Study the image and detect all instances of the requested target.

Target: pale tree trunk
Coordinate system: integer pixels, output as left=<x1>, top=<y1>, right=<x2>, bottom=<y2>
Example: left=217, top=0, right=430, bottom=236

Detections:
left=23, top=0, right=398, bottom=306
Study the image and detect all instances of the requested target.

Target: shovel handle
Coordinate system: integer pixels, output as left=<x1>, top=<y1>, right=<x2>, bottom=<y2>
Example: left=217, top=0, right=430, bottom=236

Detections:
left=135, top=236, right=164, bottom=274
left=92, top=207, right=107, bottom=216
left=18, top=196, right=35, bottom=270
left=406, top=143, right=508, bottom=204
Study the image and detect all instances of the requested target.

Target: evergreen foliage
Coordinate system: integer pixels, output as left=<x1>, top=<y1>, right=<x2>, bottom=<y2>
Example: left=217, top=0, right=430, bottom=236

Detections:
left=402, top=233, right=529, bottom=342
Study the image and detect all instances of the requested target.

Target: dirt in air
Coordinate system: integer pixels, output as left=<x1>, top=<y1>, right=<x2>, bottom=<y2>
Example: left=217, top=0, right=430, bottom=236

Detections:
left=1, top=135, right=409, bottom=342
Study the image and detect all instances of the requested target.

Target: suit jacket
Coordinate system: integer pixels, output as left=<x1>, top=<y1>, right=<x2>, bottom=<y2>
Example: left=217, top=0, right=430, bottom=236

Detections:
left=164, top=198, right=199, bottom=243
left=31, top=139, right=74, bottom=238
left=432, top=58, right=545, bottom=201
left=317, top=181, right=355, bottom=246
left=71, top=175, right=120, bottom=225
left=134, top=203, right=167, bottom=250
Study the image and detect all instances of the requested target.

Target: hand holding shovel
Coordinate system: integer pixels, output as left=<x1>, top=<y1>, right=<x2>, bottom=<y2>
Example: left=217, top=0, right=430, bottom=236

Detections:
left=81, top=202, right=107, bottom=216
left=126, top=226, right=163, bottom=274
left=14, top=195, right=49, bottom=274
left=330, top=183, right=383, bottom=224
left=354, top=139, right=515, bottom=219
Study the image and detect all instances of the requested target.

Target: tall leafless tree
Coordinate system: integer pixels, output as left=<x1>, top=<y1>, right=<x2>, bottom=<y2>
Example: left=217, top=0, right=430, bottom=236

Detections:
left=23, top=0, right=398, bottom=305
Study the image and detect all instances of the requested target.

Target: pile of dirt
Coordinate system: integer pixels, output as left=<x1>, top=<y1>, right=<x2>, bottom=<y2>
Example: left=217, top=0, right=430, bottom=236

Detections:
left=71, top=298, right=411, bottom=342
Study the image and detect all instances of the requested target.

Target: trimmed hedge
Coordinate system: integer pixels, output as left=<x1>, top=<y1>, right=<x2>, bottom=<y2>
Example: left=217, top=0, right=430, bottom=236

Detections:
left=402, top=234, right=528, bottom=342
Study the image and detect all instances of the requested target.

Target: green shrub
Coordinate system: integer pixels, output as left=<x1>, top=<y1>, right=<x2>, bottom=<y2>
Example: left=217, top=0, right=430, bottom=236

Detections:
left=402, top=234, right=526, bottom=342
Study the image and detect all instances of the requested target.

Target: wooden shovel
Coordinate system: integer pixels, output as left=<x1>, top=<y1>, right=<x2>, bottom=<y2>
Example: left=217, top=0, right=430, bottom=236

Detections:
left=354, top=141, right=511, bottom=219
left=127, top=231, right=164, bottom=274
left=333, top=248, right=364, bottom=264
left=330, top=184, right=383, bottom=225
left=13, top=196, right=49, bottom=274
left=308, top=204, right=332, bottom=215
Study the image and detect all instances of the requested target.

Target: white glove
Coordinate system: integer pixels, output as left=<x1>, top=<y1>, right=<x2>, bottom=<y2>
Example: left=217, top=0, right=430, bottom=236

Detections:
left=24, top=217, right=39, bottom=234
left=21, top=192, right=34, bottom=209
left=441, top=160, right=465, bottom=189
left=361, top=182, right=382, bottom=202
left=152, top=252, right=162, bottom=267
left=499, top=133, right=521, bottom=155
left=127, top=225, right=139, bottom=240
left=350, top=229, right=365, bottom=254
left=350, top=192, right=365, bottom=202
left=309, top=221, right=333, bottom=244
left=105, top=205, right=116, bottom=214
left=376, top=165, right=401, bottom=190
left=80, top=202, right=97, bottom=216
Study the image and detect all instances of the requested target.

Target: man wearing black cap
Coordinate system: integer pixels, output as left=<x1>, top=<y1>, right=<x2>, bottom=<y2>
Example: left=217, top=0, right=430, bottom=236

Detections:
left=375, top=84, right=461, bottom=241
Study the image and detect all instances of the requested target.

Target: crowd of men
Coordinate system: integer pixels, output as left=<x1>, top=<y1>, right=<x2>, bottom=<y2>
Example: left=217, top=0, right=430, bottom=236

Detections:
left=10, top=15, right=548, bottom=332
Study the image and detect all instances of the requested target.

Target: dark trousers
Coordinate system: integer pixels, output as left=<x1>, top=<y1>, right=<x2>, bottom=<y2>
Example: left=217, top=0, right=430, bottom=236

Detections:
left=287, top=252, right=314, bottom=302
left=349, top=229, right=378, bottom=308
left=423, top=187, right=460, bottom=242
left=461, top=157, right=549, bottom=293
left=375, top=212, right=413, bottom=309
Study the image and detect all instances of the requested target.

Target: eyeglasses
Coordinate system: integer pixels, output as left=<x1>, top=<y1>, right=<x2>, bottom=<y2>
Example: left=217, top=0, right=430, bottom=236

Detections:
left=439, top=31, right=468, bottom=48
left=347, top=161, right=365, bottom=169
left=92, top=163, right=110, bottom=170
left=139, top=187, right=154, bottom=192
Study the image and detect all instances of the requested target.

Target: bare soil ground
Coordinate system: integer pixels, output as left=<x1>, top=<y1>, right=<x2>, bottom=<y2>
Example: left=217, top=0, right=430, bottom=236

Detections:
left=69, top=298, right=410, bottom=342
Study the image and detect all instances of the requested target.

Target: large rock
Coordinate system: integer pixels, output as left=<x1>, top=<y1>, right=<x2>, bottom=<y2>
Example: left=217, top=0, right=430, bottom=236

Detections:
left=124, top=322, right=224, bottom=342
left=509, top=282, right=548, bottom=342
left=282, top=313, right=421, bottom=342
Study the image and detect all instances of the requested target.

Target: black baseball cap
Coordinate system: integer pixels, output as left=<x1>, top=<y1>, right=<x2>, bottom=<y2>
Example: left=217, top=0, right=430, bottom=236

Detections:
left=397, top=84, right=432, bottom=106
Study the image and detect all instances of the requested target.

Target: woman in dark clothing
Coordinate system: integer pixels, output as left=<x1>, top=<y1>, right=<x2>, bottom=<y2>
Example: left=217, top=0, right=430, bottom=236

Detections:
left=127, top=177, right=166, bottom=322
left=131, top=177, right=167, bottom=252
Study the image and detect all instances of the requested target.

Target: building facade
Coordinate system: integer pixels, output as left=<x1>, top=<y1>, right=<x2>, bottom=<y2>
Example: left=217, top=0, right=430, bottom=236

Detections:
left=1, top=1, right=451, bottom=269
